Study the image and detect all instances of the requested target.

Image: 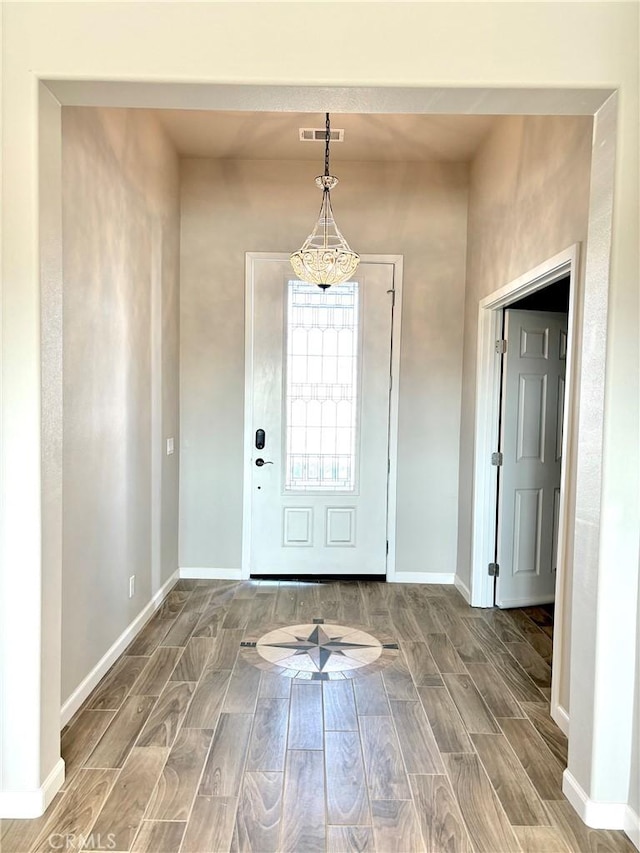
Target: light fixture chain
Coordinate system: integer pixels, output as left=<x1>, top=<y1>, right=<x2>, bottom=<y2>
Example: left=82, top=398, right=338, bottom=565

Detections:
left=324, top=112, right=330, bottom=177
left=290, top=110, right=359, bottom=288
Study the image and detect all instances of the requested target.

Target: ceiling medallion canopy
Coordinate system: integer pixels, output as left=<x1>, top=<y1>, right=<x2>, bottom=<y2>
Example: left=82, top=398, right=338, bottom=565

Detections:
left=290, top=113, right=360, bottom=289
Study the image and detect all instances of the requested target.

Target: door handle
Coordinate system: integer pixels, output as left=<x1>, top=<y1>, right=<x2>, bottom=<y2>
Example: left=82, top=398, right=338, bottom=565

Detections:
left=255, top=458, right=273, bottom=467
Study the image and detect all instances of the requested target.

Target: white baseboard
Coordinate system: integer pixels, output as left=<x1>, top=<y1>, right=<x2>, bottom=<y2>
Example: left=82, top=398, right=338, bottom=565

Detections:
left=180, top=567, right=455, bottom=585
left=60, top=569, right=179, bottom=727
left=0, top=757, right=65, bottom=819
left=551, top=702, right=570, bottom=737
left=180, top=567, right=243, bottom=580
left=562, top=768, right=628, bottom=829
left=624, top=804, right=640, bottom=850
left=454, top=575, right=471, bottom=603
left=388, top=572, right=455, bottom=585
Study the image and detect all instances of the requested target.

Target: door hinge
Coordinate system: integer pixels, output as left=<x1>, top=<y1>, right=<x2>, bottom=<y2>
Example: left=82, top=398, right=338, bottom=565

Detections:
left=387, top=288, right=396, bottom=306
left=386, top=540, right=389, bottom=556
left=491, top=451, right=503, bottom=466
left=488, top=562, right=500, bottom=577
left=495, top=339, right=507, bottom=354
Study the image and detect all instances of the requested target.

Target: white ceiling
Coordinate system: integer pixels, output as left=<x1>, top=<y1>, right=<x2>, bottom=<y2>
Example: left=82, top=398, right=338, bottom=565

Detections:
left=153, top=110, right=497, bottom=163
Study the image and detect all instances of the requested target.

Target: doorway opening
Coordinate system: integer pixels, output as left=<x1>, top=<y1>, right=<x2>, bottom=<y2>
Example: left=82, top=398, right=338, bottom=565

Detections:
left=494, top=275, right=570, bottom=609
left=470, top=244, right=579, bottom=735
left=8, top=76, right=619, bottom=825
left=242, top=253, right=404, bottom=581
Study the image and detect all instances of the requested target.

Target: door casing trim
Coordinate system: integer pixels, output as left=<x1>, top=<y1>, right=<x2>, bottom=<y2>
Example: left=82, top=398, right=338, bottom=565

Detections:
left=470, top=242, right=580, bottom=736
left=242, top=252, right=404, bottom=581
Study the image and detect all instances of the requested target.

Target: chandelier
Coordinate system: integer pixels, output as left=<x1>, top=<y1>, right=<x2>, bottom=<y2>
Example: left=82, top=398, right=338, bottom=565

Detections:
left=290, top=113, right=360, bottom=289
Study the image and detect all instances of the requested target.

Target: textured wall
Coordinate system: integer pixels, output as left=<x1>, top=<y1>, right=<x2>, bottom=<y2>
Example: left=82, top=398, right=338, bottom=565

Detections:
left=458, top=115, right=593, bottom=713
left=179, top=158, right=468, bottom=575
left=61, top=107, right=180, bottom=703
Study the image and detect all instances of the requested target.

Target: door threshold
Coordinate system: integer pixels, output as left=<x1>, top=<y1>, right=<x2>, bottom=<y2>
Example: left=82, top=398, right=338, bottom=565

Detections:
left=250, top=574, right=387, bottom=583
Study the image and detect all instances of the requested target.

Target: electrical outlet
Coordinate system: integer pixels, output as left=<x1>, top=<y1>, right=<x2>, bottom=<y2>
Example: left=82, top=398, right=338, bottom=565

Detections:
left=129, top=575, right=135, bottom=598
left=166, top=437, right=175, bottom=455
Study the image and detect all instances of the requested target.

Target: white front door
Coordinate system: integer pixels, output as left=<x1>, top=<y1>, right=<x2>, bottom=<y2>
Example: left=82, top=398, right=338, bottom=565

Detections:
left=496, top=309, right=568, bottom=608
left=246, top=257, right=395, bottom=577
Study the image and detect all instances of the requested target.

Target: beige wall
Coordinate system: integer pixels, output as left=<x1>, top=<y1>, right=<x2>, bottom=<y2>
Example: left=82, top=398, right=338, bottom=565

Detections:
left=61, top=107, right=180, bottom=702
left=458, top=115, right=594, bottom=713
left=179, top=158, right=468, bottom=575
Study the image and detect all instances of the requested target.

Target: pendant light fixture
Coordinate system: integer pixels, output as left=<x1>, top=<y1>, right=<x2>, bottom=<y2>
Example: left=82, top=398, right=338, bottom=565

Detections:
left=290, top=113, right=360, bottom=289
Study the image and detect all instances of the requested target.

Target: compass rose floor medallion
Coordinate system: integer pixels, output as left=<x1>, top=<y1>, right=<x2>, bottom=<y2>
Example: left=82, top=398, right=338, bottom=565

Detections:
left=240, top=619, right=399, bottom=680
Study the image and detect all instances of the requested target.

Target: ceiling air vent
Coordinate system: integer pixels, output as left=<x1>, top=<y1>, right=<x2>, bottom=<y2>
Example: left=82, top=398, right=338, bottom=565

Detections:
left=299, top=127, right=345, bottom=143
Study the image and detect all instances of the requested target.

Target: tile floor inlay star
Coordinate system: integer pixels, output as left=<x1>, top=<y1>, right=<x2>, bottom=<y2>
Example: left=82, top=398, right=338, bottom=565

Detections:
left=259, top=624, right=382, bottom=672
left=240, top=618, right=399, bottom=680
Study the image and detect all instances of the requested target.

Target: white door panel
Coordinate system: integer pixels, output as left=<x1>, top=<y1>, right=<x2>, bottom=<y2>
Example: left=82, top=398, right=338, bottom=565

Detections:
left=496, top=309, right=568, bottom=607
left=248, top=259, right=394, bottom=576
left=516, top=373, right=547, bottom=461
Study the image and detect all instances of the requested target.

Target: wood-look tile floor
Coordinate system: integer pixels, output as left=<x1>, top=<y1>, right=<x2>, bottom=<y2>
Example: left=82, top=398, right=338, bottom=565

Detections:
left=1, top=581, right=636, bottom=853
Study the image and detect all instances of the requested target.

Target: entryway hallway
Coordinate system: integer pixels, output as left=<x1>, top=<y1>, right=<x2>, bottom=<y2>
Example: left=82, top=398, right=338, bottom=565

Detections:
left=1, top=580, right=634, bottom=852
